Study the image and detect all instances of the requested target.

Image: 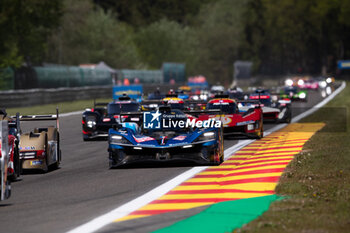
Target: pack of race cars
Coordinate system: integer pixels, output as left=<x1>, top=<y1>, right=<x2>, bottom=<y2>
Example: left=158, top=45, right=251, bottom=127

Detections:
left=0, top=81, right=310, bottom=201
left=81, top=84, right=299, bottom=169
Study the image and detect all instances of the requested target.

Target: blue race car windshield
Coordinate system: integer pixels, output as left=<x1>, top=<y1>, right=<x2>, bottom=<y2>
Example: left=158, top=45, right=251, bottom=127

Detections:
left=108, top=102, right=139, bottom=115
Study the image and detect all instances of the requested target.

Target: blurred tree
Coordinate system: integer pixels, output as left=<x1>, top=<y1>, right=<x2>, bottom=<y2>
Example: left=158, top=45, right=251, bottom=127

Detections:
left=134, top=19, right=198, bottom=71
left=93, top=0, right=214, bottom=27
left=0, top=0, right=63, bottom=67
left=254, top=0, right=350, bottom=74
left=190, top=0, right=248, bottom=84
left=46, top=0, right=142, bottom=69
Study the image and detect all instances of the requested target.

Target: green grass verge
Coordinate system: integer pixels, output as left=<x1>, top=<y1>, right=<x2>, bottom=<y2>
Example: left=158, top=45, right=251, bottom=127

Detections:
left=5, top=98, right=112, bottom=115
left=237, top=83, right=350, bottom=233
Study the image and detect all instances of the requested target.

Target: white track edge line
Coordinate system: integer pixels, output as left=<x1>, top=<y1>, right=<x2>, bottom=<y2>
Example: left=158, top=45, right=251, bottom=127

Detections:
left=66, top=81, right=346, bottom=233
left=60, top=111, right=83, bottom=117
left=66, top=142, right=249, bottom=233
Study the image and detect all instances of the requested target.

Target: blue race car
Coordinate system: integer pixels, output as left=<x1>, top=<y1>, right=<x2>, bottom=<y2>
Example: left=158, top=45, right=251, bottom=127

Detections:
left=107, top=106, right=224, bottom=168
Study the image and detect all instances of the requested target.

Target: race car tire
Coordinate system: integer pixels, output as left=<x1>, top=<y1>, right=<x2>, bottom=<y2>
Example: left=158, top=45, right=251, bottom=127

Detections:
left=219, top=125, right=224, bottom=164
left=109, top=152, right=120, bottom=168
left=83, top=135, right=91, bottom=141
left=9, top=144, right=21, bottom=181
left=284, top=115, right=292, bottom=123
left=52, top=132, right=61, bottom=170
left=211, top=126, right=224, bottom=165
left=52, top=149, right=61, bottom=170
left=14, top=144, right=21, bottom=178
left=210, top=149, right=222, bottom=166
left=42, top=159, right=49, bottom=173
left=254, top=121, right=264, bottom=139
left=277, top=114, right=292, bottom=123
left=42, top=136, right=49, bottom=173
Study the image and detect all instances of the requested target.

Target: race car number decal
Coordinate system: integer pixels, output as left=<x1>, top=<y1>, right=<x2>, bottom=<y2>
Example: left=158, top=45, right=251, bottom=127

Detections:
left=173, top=135, right=186, bottom=141
left=212, top=115, right=232, bottom=126
left=133, top=136, right=155, bottom=143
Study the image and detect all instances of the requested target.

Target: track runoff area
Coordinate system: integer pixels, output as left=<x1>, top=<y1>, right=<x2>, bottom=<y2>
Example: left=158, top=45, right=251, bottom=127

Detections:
left=66, top=82, right=345, bottom=233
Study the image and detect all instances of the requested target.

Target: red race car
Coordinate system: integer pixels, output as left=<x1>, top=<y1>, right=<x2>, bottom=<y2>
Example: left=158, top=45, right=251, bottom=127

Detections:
left=0, top=110, right=21, bottom=181
left=1, top=120, right=12, bottom=200
left=189, top=95, right=264, bottom=139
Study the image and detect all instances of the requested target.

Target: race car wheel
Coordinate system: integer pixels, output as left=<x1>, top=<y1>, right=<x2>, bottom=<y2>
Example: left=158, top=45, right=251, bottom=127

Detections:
left=219, top=126, right=224, bottom=164
left=42, top=158, right=49, bottom=173
left=211, top=149, right=221, bottom=166
left=278, top=110, right=292, bottom=124
left=255, top=120, right=264, bottom=139
left=52, top=132, right=61, bottom=170
left=14, top=144, right=21, bottom=178
left=52, top=150, right=61, bottom=170
left=83, top=134, right=91, bottom=141
left=211, top=147, right=223, bottom=166
left=109, top=152, right=120, bottom=168
left=284, top=115, right=292, bottom=123
left=42, top=136, right=49, bottom=173
left=9, top=142, right=22, bottom=181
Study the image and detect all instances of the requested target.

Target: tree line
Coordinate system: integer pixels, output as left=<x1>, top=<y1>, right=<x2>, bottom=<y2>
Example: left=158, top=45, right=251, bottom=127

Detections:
left=1, top=0, right=349, bottom=84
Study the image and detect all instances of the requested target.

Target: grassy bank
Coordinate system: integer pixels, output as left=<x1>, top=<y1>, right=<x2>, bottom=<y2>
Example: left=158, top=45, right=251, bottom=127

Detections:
left=5, top=98, right=111, bottom=115
left=237, top=83, right=350, bottom=233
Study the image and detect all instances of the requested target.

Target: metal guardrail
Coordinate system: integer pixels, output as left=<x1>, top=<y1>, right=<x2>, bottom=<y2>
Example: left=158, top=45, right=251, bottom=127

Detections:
left=0, top=84, right=181, bottom=108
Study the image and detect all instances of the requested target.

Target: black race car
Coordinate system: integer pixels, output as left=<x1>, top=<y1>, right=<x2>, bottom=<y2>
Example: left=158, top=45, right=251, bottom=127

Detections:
left=82, top=95, right=141, bottom=141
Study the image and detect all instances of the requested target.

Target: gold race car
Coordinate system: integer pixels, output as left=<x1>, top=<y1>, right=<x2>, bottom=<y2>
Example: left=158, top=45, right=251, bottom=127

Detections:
left=15, top=109, right=61, bottom=172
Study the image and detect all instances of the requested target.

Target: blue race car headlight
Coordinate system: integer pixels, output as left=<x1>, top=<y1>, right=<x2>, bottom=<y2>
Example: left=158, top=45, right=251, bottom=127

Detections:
left=109, top=135, right=131, bottom=144
left=195, top=131, right=216, bottom=142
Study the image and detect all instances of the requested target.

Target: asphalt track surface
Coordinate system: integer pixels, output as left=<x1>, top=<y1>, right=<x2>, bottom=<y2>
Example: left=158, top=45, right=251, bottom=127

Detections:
left=0, top=91, right=324, bottom=233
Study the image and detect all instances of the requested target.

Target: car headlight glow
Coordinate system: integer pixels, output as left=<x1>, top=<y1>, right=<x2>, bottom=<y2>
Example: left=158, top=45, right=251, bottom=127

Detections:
left=298, top=79, right=304, bottom=86
left=87, top=120, right=96, bottom=128
left=319, top=81, right=327, bottom=88
left=285, top=79, right=293, bottom=86
left=110, top=135, right=130, bottom=144
left=196, top=131, right=216, bottom=142
left=111, top=135, right=122, bottom=140
left=204, top=132, right=215, bottom=137
left=247, top=124, right=255, bottom=131
left=200, top=94, right=207, bottom=100
left=326, top=77, right=332, bottom=83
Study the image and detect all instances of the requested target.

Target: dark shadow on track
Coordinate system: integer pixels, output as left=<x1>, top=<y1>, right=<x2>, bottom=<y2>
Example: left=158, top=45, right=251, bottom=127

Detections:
left=110, top=161, right=206, bottom=170
left=0, top=204, right=13, bottom=207
left=21, top=166, right=62, bottom=175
